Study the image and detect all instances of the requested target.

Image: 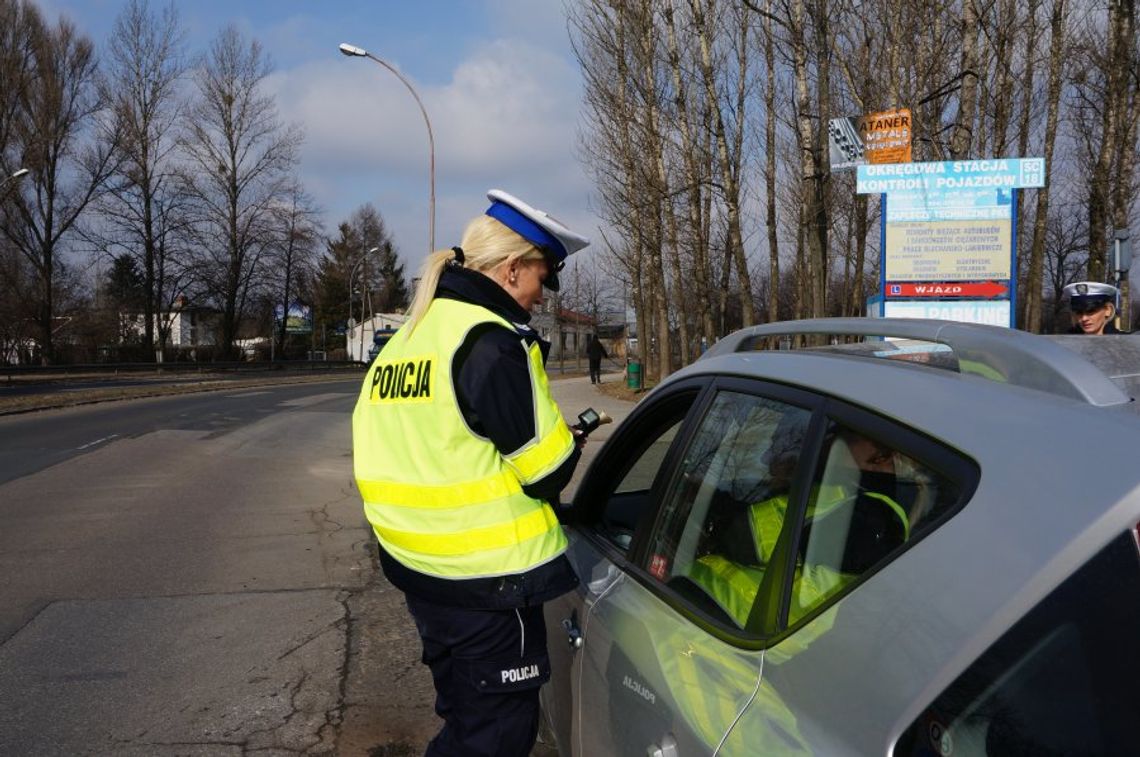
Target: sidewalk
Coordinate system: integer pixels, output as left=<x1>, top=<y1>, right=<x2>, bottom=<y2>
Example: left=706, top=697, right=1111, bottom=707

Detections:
left=548, top=369, right=637, bottom=498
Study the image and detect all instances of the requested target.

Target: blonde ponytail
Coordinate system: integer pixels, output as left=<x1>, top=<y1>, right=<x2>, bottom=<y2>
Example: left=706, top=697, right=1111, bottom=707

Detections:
left=405, top=248, right=457, bottom=331
left=404, top=215, right=545, bottom=332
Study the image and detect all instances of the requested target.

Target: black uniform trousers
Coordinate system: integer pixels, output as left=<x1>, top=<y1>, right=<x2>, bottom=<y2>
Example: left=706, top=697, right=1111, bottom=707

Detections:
left=404, top=593, right=551, bottom=757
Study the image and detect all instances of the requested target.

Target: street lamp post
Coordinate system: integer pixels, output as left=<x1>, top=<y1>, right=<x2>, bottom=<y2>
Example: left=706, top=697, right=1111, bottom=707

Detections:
left=339, top=43, right=436, bottom=253
left=347, top=246, right=381, bottom=362
left=1, top=167, right=30, bottom=197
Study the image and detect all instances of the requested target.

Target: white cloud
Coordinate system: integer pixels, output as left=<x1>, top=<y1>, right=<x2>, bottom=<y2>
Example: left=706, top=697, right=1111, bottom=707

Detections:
left=267, top=32, right=594, bottom=272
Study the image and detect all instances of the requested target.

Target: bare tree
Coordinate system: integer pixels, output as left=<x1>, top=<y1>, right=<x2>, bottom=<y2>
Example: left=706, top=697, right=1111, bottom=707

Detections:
left=269, top=182, right=321, bottom=357
left=571, top=0, right=654, bottom=375
left=949, top=0, right=982, bottom=159
left=789, top=0, right=832, bottom=320
left=1025, top=0, right=1067, bottom=333
left=179, top=25, right=301, bottom=359
left=1082, top=0, right=1130, bottom=282
left=664, top=0, right=717, bottom=343
left=1108, top=0, right=1138, bottom=328
left=761, top=0, right=780, bottom=323
left=90, top=0, right=187, bottom=359
left=693, top=0, right=755, bottom=327
left=0, top=4, right=119, bottom=363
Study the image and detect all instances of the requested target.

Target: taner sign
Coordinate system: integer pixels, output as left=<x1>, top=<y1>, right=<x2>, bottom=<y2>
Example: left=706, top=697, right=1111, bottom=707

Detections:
left=860, top=108, right=911, bottom=165
left=828, top=107, right=913, bottom=170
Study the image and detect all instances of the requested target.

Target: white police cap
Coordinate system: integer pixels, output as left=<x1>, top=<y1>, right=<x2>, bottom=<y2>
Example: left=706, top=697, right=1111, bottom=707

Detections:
left=1063, top=281, right=1118, bottom=307
left=485, top=189, right=590, bottom=291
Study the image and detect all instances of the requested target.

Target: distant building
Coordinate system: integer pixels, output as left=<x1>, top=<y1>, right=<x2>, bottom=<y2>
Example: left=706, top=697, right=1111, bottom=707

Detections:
left=347, top=312, right=409, bottom=363
left=531, top=306, right=629, bottom=364
left=122, top=295, right=220, bottom=349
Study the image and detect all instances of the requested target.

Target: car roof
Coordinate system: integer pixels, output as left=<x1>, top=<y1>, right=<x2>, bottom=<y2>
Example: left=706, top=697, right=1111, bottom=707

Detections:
left=699, top=318, right=1132, bottom=408
left=1044, top=332, right=1140, bottom=402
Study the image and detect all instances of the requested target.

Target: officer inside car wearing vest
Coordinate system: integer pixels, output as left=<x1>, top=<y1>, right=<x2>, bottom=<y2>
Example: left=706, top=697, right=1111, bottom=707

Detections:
left=353, top=189, right=588, bottom=756
left=1063, top=281, right=1125, bottom=335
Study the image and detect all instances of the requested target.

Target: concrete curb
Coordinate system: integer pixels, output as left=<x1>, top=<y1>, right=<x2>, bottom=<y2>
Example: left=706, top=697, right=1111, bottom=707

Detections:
left=0, top=372, right=363, bottom=417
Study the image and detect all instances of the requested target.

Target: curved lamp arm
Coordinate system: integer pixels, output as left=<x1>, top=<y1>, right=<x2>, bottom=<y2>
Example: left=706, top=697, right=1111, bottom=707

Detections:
left=339, top=43, right=435, bottom=253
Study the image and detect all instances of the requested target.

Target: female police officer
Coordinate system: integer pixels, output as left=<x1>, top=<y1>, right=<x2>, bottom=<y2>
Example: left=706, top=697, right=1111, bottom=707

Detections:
left=1063, top=281, right=1124, bottom=335
left=353, top=189, right=588, bottom=756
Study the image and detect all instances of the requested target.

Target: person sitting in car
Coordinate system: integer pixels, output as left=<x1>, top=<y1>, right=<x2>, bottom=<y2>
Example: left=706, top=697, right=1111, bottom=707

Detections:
left=689, top=429, right=910, bottom=629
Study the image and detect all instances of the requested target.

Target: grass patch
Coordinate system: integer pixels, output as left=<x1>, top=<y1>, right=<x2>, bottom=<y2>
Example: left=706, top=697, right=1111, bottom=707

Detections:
left=595, top=377, right=650, bottom=404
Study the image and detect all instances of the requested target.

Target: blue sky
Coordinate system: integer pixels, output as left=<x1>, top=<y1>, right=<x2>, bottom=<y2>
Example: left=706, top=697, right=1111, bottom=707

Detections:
left=37, top=0, right=596, bottom=275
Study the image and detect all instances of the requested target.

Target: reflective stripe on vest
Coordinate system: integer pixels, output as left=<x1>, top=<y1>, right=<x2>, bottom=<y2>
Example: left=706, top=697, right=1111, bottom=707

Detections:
left=352, top=298, right=572, bottom=578
left=688, top=555, right=855, bottom=630
left=689, top=555, right=763, bottom=628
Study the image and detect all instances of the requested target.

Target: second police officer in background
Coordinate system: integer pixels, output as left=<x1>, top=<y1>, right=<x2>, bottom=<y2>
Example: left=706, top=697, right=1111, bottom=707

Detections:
left=353, top=189, right=589, bottom=757
left=1062, top=281, right=1126, bottom=335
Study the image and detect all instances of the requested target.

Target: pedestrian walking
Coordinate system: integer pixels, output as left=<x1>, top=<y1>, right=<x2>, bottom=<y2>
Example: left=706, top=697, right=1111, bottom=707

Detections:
left=352, top=189, right=590, bottom=756
left=587, top=333, right=607, bottom=384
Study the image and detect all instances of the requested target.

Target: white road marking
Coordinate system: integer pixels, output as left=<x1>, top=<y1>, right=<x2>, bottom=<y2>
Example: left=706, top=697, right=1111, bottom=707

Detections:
left=226, top=391, right=271, bottom=398
left=279, top=393, right=353, bottom=407
left=77, top=434, right=119, bottom=450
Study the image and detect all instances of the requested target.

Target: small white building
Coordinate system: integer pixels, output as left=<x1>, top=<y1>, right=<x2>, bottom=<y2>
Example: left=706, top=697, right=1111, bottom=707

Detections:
left=347, top=312, right=408, bottom=362
left=122, top=296, right=219, bottom=348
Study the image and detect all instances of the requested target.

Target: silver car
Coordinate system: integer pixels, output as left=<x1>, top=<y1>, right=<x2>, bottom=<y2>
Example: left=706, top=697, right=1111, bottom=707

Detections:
left=540, top=318, right=1140, bottom=756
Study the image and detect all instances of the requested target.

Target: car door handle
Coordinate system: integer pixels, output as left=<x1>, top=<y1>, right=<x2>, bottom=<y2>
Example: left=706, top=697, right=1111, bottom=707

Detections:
left=561, top=617, right=583, bottom=649
left=648, top=732, right=678, bottom=757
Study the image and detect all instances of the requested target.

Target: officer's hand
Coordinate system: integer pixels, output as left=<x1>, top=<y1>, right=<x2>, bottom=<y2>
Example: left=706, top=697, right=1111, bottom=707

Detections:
left=571, top=424, right=588, bottom=449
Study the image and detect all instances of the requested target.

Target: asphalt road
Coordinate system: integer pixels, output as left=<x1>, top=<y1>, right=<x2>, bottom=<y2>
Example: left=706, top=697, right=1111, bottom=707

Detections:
left=0, top=370, right=634, bottom=756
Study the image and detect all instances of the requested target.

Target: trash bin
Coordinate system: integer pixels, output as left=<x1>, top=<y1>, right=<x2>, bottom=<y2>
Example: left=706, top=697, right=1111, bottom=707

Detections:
left=626, top=359, right=642, bottom=390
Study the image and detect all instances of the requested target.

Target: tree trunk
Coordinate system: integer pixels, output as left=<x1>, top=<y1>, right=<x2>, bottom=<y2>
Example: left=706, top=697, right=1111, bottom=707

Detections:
left=1087, top=0, right=1124, bottom=282
left=851, top=195, right=868, bottom=316
left=764, top=0, right=779, bottom=324
left=693, top=0, right=754, bottom=327
left=1109, top=0, right=1137, bottom=330
left=1025, top=0, right=1065, bottom=333
left=950, top=0, right=981, bottom=160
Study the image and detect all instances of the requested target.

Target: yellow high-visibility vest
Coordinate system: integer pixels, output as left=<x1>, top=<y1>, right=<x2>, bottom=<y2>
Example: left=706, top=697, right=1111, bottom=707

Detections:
left=352, top=298, right=575, bottom=579
left=690, top=487, right=909, bottom=628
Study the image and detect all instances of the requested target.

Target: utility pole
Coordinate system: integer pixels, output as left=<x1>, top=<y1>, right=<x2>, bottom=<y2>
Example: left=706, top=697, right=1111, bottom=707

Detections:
left=1113, top=230, right=1132, bottom=331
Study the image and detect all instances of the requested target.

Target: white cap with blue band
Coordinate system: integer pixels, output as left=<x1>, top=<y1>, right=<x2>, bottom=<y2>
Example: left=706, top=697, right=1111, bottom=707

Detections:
left=486, top=189, right=590, bottom=291
left=1063, top=281, right=1119, bottom=312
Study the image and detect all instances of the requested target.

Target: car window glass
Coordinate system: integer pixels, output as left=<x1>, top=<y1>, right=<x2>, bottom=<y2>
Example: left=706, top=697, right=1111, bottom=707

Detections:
left=894, top=532, right=1139, bottom=756
left=789, top=420, right=961, bottom=624
left=644, top=390, right=812, bottom=633
left=590, top=392, right=696, bottom=553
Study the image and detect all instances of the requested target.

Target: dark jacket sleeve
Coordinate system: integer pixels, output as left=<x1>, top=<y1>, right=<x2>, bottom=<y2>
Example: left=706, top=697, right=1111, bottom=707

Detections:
left=453, top=324, right=580, bottom=501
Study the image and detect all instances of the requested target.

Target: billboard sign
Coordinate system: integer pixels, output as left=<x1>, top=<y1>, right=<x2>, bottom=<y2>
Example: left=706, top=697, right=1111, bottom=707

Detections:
left=860, top=108, right=912, bottom=165
left=885, top=281, right=1009, bottom=298
left=884, top=219, right=1012, bottom=281
left=883, top=299, right=1011, bottom=327
left=857, top=158, right=1046, bottom=327
left=828, top=116, right=866, bottom=170
left=274, top=302, right=313, bottom=334
left=828, top=108, right=914, bottom=171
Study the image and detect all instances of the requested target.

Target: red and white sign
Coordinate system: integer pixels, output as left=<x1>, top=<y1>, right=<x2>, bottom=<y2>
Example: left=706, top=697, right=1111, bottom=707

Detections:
left=886, top=281, right=1008, bottom=298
